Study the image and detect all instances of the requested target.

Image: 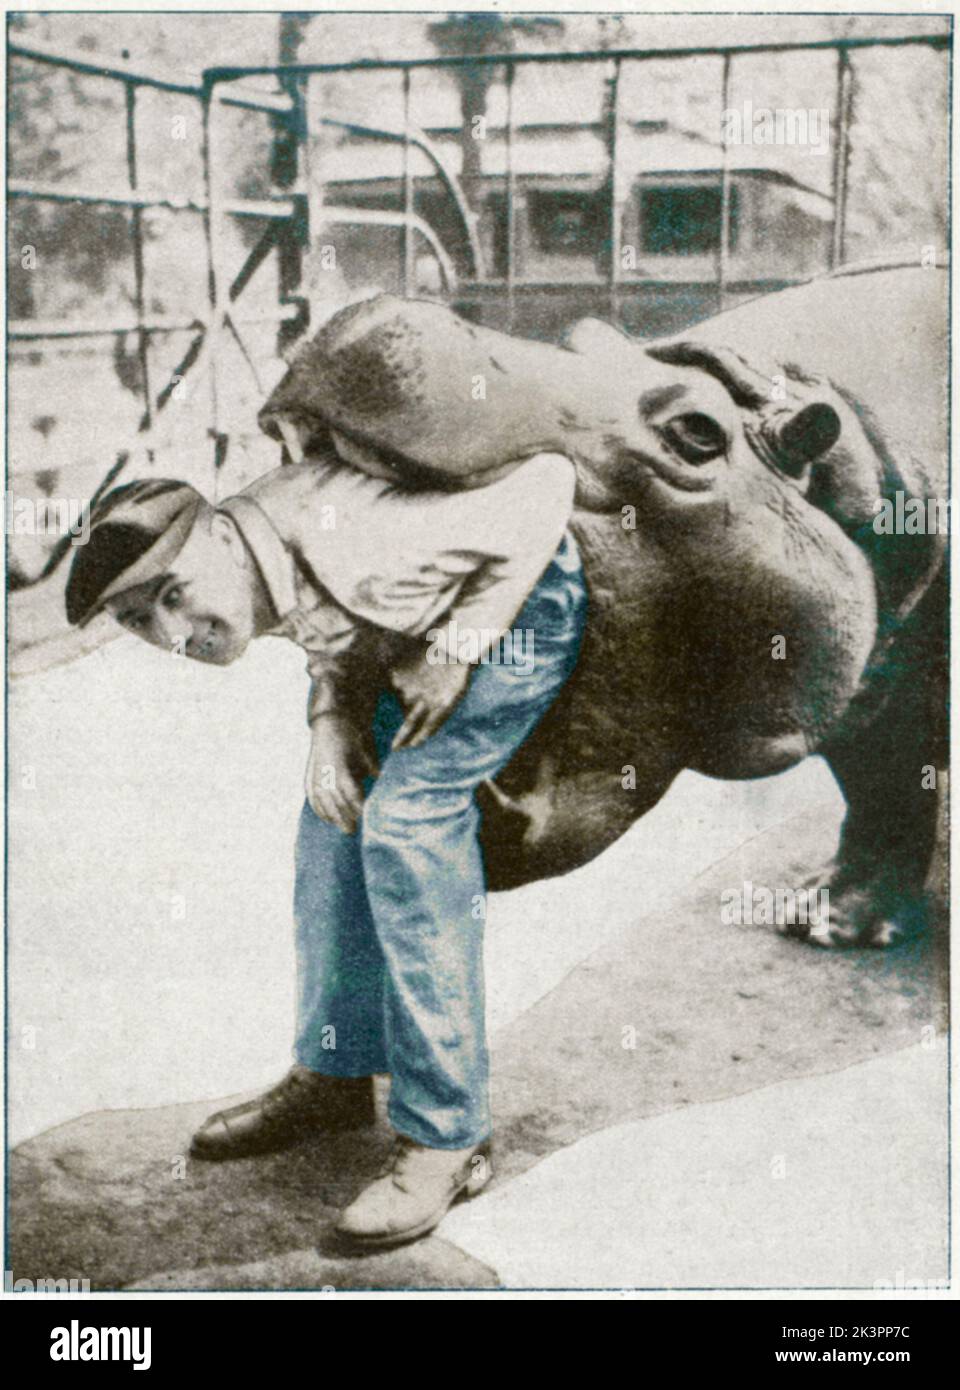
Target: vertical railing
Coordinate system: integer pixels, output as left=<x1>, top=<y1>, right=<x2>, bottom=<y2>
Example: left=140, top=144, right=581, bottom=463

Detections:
left=200, top=78, right=228, bottom=478
left=606, top=57, right=622, bottom=323
left=124, top=82, right=152, bottom=437
left=9, top=31, right=948, bottom=493
left=830, top=48, right=854, bottom=271
left=717, top=52, right=733, bottom=311
left=504, top=60, right=516, bottom=329
left=302, top=73, right=323, bottom=293
left=401, top=68, right=414, bottom=296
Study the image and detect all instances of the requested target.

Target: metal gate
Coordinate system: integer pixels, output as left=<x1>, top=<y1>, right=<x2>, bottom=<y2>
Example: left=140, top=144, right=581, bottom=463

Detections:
left=9, top=29, right=950, bottom=508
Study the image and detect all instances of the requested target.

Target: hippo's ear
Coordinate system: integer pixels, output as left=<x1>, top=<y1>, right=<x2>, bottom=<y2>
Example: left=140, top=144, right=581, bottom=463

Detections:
left=653, top=340, right=845, bottom=480
left=648, top=340, right=773, bottom=411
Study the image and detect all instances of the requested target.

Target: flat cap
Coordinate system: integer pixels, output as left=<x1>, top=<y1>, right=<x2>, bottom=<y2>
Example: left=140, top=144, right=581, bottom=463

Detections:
left=65, top=479, right=206, bottom=627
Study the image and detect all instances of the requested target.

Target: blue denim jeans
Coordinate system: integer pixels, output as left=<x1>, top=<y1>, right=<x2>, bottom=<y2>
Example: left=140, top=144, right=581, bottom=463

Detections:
left=293, top=532, right=587, bottom=1148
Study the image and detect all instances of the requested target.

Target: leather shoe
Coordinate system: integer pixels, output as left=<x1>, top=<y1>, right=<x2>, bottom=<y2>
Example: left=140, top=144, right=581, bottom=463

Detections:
left=191, top=1066, right=375, bottom=1161
left=335, top=1135, right=492, bottom=1249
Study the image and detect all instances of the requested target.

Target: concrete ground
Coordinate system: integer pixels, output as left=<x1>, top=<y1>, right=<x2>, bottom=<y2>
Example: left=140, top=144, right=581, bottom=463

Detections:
left=7, top=633, right=949, bottom=1291
left=8, top=629, right=844, bottom=1145
left=441, top=1043, right=948, bottom=1291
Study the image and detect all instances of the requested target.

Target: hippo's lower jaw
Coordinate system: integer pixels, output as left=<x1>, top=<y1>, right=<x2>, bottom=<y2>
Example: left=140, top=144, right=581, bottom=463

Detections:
left=326, top=425, right=526, bottom=493
left=479, top=722, right=816, bottom=893
left=693, top=728, right=814, bottom=780
left=329, top=428, right=403, bottom=481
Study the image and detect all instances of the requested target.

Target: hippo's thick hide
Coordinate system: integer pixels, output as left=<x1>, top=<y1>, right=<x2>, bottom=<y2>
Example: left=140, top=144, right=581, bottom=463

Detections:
left=259, top=269, right=947, bottom=922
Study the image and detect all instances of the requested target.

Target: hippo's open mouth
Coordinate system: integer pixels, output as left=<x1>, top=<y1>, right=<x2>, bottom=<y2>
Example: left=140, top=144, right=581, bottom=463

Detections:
left=328, top=427, right=404, bottom=479
left=279, top=415, right=460, bottom=492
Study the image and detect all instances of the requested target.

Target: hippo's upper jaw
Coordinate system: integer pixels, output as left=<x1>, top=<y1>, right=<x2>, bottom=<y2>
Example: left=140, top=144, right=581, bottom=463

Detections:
left=261, top=293, right=853, bottom=529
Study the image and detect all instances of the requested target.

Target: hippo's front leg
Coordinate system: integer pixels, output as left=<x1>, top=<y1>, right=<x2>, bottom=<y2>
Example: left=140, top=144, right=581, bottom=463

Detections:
left=787, top=574, right=946, bottom=950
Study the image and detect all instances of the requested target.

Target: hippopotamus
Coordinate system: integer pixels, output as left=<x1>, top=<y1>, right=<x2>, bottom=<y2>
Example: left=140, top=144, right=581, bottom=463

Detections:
left=258, top=266, right=947, bottom=950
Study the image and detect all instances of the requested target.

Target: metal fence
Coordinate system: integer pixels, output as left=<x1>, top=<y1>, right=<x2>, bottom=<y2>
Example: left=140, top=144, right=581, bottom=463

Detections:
left=8, top=29, right=950, bottom=488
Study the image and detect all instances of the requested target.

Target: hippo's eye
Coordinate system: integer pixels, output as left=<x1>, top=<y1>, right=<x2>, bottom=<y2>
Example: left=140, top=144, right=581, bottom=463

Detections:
left=661, top=412, right=727, bottom=464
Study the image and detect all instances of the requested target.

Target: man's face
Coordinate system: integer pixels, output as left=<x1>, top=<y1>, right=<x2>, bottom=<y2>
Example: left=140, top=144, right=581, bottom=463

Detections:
left=106, top=514, right=258, bottom=665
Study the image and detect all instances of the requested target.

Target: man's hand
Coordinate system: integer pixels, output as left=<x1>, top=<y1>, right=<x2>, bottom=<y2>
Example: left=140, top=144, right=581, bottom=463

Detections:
left=391, top=655, right=471, bottom=750
left=305, top=713, right=376, bottom=834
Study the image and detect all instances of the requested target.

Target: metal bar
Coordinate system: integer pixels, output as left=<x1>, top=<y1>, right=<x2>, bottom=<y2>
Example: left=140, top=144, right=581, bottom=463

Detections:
left=9, top=37, right=292, bottom=112
left=150, top=328, right=207, bottom=421
left=830, top=49, right=854, bottom=270
left=125, top=84, right=152, bottom=430
left=505, top=60, right=516, bottom=329
left=226, top=221, right=280, bottom=305
left=305, top=67, right=329, bottom=293
left=9, top=308, right=300, bottom=341
left=314, top=114, right=483, bottom=277
left=224, top=314, right=266, bottom=395
left=8, top=180, right=295, bottom=218
left=201, top=77, right=228, bottom=481
left=606, top=58, right=622, bottom=322
left=717, top=52, right=732, bottom=310
left=631, top=64, right=643, bottom=283
left=204, top=31, right=949, bottom=83
left=321, top=207, right=458, bottom=288
left=402, top=68, right=413, bottom=297
left=271, top=64, right=308, bottom=359
left=13, top=251, right=936, bottom=342
left=446, top=277, right=805, bottom=296
left=303, top=72, right=326, bottom=282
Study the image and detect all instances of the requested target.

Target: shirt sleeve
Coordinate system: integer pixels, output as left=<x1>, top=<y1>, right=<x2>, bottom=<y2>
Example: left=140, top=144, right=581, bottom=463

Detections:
left=426, top=453, right=576, bottom=664
left=297, top=604, right=367, bottom=726
left=305, top=646, right=356, bottom=725
left=288, top=451, right=576, bottom=676
left=302, top=615, right=406, bottom=728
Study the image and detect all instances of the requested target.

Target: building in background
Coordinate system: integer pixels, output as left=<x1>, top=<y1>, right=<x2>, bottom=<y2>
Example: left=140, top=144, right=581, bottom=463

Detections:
left=317, top=112, right=837, bottom=338
left=6, top=10, right=948, bottom=615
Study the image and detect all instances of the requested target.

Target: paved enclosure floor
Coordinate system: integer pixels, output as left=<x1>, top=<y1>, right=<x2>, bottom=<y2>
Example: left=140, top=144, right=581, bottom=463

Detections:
left=8, top=637, right=945, bottom=1292
left=5, top=633, right=944, bottom=1289
left=441, top=1043, right=947, bottom=1290
left=9, top=631, right=846, bottom=1144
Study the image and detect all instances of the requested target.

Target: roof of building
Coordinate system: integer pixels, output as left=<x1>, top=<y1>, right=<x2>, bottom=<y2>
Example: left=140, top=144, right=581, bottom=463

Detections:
left=316, top=114, right=835, bottom=215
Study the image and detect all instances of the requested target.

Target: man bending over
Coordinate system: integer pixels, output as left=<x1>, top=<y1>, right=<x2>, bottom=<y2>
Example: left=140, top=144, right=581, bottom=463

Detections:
left=65, top=447, right=584, bottom=1249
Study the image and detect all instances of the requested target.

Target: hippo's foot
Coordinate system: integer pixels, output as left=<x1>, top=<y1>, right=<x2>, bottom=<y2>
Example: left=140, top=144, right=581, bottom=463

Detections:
left=781, top=859, right=928, bottom=949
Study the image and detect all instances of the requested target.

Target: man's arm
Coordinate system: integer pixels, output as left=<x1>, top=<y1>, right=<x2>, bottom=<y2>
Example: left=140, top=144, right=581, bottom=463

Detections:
left=305, top=645, right=358, bottom=728
left=278, top=451, right=576, bottom=759
left=425, top=453, right=576, bottom=666
left=306, top=450, right=575, bottom=638
left=303, top=635, right=380, bottom=834
left=389, top=453, right=576, bottom=747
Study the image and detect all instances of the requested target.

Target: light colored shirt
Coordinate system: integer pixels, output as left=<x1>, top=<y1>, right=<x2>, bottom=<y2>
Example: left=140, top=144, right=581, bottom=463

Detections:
left=220, top=453, right=576, bottom=724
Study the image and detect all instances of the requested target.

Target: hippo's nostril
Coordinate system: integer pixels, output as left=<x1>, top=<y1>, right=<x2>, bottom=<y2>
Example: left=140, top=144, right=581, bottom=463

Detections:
left=769, top=402, right=842, bottom=477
